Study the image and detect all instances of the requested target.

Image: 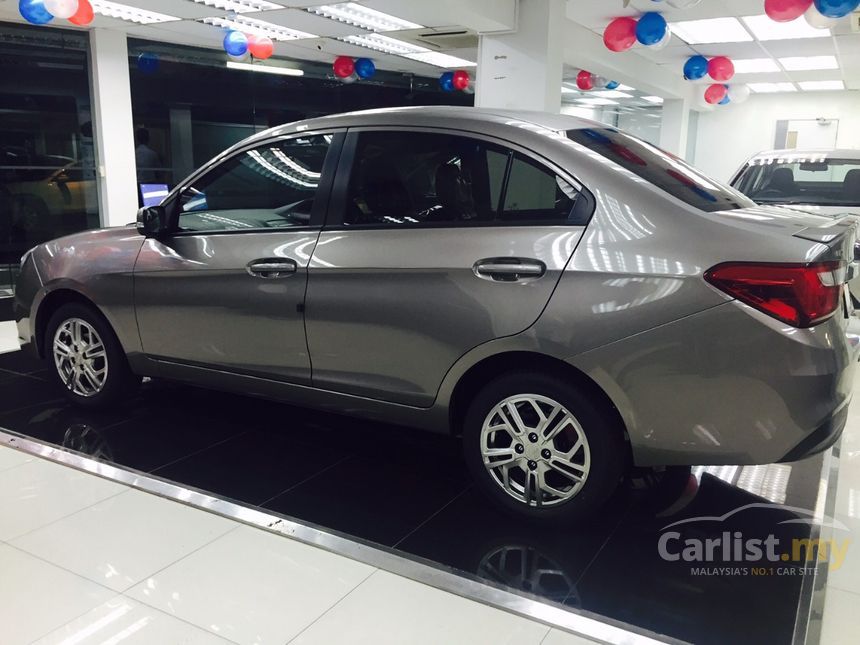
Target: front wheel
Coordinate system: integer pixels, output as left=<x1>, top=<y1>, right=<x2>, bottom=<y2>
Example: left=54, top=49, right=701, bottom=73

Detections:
left=463, top=372, right=626, bottom=523
left=46, top=303, right=140, bottom=408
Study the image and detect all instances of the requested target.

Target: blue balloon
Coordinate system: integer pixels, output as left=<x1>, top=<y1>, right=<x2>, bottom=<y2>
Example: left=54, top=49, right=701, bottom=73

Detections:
left=813, top=0, right=860, bottom=17
left=439, top=71, right=454, bottom=92
left=605, top=80, right=620, bottom=90
left=19, top=0, right=53, bottom=24
left=636, top=12, right=668, bottom=46
left=683, top=55, right=709, bottom=81
left=223, top=31, right=249, bottom=57
left=719, top=95, right=730, bottom=105
left=354, top=58, right=376, bottom=79
left=137, top=53, right=159, bottom=74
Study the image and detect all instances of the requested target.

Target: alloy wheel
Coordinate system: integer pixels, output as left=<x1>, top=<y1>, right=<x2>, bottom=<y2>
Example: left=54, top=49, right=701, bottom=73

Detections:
left=53, top=318, right=109, bottom=398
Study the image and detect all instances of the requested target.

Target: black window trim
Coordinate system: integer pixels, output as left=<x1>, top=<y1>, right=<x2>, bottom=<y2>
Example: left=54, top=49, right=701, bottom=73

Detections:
left=322, top=126, right=595, bottom=232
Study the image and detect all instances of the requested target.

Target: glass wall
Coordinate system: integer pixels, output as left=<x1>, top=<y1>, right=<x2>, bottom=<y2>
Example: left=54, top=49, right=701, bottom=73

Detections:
left=0, top=23, right=99, bottom=294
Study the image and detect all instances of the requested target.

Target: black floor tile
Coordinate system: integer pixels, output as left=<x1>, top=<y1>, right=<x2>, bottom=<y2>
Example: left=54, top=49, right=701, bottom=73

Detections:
left=0, top=348, right=44, bottom=375
left=0, top=297, right=12, bottom=322
left=0, top=373, right=63, bottom=414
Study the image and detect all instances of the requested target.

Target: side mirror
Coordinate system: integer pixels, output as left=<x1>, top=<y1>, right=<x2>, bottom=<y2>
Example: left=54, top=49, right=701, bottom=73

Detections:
left=136, top=205, right=168, bottom=237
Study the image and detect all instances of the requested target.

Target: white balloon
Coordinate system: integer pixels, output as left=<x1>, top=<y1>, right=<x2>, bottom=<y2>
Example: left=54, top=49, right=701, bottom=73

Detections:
left=727, top=84, right=751, bottom=104
left=592, top=75, right=610, bottom=89
left=341, top=72, right=359, bottom=84
left=44, top=0, right=79, bottom=19
left=667, top=0, right=702, bottom=8
left=804, top=5, right=839, bottom=29
left=650, top=29, right=672, bottom=50
left=228, top=51, right=250, bottom=62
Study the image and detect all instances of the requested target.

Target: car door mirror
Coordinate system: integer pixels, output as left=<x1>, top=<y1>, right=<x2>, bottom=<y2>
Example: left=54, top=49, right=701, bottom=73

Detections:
left=137, top=205, right=169, bottom=237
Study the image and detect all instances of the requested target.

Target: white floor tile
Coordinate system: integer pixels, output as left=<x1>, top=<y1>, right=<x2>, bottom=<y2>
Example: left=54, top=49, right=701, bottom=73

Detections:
left=13, top=488, right=237, bottom=592
left=291, top=570, right=550, bottom=645
left=34, top=595, right=234, bottom=645
left=0, top=458, right=126, bottom=541
left=0, top=444, right=33, bottom=472
left=0, top=320, right=19, bottom=353
left=820, top=587, right=860, bottom=645
left=542, top=629, right=599, bottom=645
left=0, top=544, right=113, bottom=645
left=128, top=525, right=374, bottom=645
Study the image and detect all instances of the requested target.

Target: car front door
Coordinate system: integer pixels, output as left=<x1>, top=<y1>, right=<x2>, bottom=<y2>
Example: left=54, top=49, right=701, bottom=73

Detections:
left=134, top=131, right=342, bottom=384
left=305, top=129, right=593, bottom=406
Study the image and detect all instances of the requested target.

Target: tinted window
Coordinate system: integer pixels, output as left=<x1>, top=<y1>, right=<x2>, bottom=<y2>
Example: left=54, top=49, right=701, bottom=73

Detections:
left=733, top=157, right=860, bottom=207
left=178, top=134, right=332, bottom=232
left=567, top=128, right=753, bottom=213
left=343, top=131, right=587, bottom=227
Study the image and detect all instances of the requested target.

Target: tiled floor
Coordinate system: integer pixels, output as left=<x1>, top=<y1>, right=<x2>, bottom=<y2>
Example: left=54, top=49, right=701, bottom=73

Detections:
left=0, top=445, right=591, bottom=645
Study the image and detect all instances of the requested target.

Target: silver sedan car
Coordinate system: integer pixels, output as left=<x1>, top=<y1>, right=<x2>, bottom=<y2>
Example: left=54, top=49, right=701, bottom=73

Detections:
left=14, top=107, right=858, bottom=522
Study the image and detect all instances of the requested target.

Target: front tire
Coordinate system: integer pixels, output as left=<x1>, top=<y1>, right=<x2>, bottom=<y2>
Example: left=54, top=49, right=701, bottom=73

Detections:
left=463, top=372, right=626, bottom=523
left=46, top=303, right=140, bottom=408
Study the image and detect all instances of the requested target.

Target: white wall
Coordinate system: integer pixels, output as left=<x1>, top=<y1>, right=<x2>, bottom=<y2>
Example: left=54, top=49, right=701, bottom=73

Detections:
left=691, top=90, right=860, bottom=182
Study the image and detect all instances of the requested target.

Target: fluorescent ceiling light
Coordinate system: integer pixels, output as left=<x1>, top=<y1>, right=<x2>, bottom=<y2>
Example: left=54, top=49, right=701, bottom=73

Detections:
left=779, top=55, right=838, bottom=71
left=403, top=52, right=476, bottom=68
left=308, top=3, right=422, bottom=31
left=616, top=84, right=634, bottom=91
left=340, top=33, right=424, bottom=55
left=561, top=86, right=578, bottom=94
left=201, top=16, right=316, bottom=40
left=749, top=82, right=797, bottom=93
left=90, top=0, right=179, bottom=24
left=668, top=17, right=752, bottom=44
left=733, top=58, right=780, bottom=74
left=591, top=90, right=633, bottom=99
left=226, top=61, right=304, bottom=76
left=642, top=96, right=664, bottom=104
left=576, top=98, right=619, bottom=106
left=191, top=0, right=283, bottom=11
left=799, top=80, right=845, bottom=91
left=742, top=14, right=830, bottom=40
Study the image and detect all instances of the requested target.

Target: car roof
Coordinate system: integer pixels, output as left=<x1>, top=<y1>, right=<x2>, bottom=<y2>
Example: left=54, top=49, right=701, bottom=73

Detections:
left=747, top=148, right=860, bottom=161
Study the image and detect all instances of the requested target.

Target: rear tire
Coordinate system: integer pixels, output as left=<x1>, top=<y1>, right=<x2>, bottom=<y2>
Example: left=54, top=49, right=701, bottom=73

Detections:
left=463, top=372, right=626, bottom=524
left=45, top=303, right=140, bottom=409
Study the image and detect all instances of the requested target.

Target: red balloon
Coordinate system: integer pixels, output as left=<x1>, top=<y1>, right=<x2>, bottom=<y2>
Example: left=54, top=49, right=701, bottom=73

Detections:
left=708, top=56, right=735, bottom=82
left=603, top=17, right=638, bottom=52
left=705, top=84, right=728, bottom=105
left=249, top=35, right=274, bottom=60
left=764, top=0, right=813, bottom=22
left=452, top=70, right=470, bottom=91
left=333, top=56, right=355, bottom=78
left=576, top=70, right=595, bottom=91
left=68, top=0, right=94, bottom=25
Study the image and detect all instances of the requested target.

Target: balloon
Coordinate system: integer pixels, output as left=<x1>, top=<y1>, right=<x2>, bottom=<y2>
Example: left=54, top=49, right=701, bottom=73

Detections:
left=576, top=70, right=595, bottom=91
left=248, top=35, right=273, bottom=59
left=19, top=0, right=54, bottom=24
left=651, top=29, right=672, bottom=50
left=452, top=70, right=470, bottom=90
left=605, top=80, right=620, bottom=90
left=705, top=84, right=728, bottom=104
left=708, top=56, right=735, bottom=82
left=765, top=0, right=813, bottom=21
left=636, top=12, right=668, bottom=46
left=223, top=31, right=248, bottom=57
left=354, top=57, right=376, bottom=79
left=804, top=3, right=840, bottom=26
left=603, top=17, right=637, bottom=52
left=592, top=75, right=610, bottom=89
left=44, top=0, right=78, bottom=19
left=719, top=94, right=731, bottom=105
left=341, top=72, right=359, bottom=84
left=137, top=52, right=159, bottom=74
left=813, top=0, right=860, bottom=18
left=68, top=0, right=92, bottom=25
left=727, top=84, right=751, bottom=103
left=228, top=51, right=250, bottom=62
left=439, top=71, right=454, bottom=91
left=683, top=55, right=709, bottom=80
left=667, top=0, right=703, bottom=6
left=332, top=55, right=354, bottom=78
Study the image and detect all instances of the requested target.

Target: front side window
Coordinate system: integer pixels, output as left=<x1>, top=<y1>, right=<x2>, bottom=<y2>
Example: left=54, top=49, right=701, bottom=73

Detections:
left=343, top=131, right=588, bottom=227
left=733, top=157, right=860, bottom=207
left=177, top=134, right=332, bottom=232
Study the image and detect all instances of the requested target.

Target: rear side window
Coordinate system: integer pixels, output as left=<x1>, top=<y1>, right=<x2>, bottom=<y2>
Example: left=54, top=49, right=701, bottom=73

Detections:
left=342, top=130, right=590, bottom=227
left=567, top=128, right=754, bottom=213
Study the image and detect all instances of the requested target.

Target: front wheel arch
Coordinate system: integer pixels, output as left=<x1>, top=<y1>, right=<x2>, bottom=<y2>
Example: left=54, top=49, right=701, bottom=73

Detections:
left=35, top=289, right=105, bottom=359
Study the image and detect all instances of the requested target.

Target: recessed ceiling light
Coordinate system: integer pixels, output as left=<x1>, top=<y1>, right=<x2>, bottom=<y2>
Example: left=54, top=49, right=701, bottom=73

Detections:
left=732, top=58, right=781, bottom=74
left=340, top=33, right=425, bottom=55
left=642, top=96, right=664, bottom=104
left=779, top=55, right=838, bottom=71
left=749, top=82, right=797, bottom=93
left=592, top=90, right=633, bottom=99
left=742, top=14, right=830, bottom=40
left=403, top=52, right=475, bottom=68
left=191, top=0, right=283, bottom=12
left=308, top=3, right=422, bottom=32
left=201, top=16, right=316, bottom=40
left=616, top=84, right=635, bottom=91
left=668, top=17, right=753, bottom=44
left=799, top=80, right=845, bottom=91
left=561, top=86, right=579, bottom=94
left=90, top=0, right=179, bottom=24
left=226, top=61, right=303, bottom=76
left=576, top=98, right=619, bottom=106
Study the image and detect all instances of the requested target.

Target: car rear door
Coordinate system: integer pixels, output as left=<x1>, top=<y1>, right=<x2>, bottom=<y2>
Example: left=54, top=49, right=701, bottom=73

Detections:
left=304, top=128, right=593, bottom=407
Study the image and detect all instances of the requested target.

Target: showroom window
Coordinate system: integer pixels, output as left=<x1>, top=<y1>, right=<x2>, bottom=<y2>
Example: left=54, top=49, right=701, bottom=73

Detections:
left=342, top=131, right=585, bottom=227
left=0, top=23, right=99, bottom=295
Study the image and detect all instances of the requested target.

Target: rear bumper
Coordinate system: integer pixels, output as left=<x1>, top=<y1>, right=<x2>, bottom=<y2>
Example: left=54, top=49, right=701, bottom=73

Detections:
left=779, top=401, right=847, bottom=462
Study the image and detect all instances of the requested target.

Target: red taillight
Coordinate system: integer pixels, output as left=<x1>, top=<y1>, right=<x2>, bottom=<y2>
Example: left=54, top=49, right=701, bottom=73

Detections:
left=704, top=261, right=845, bottom=328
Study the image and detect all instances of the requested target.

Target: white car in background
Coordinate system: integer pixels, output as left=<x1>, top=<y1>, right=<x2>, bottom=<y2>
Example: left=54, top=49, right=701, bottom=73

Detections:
left=730, top=149, right=860, bottom=299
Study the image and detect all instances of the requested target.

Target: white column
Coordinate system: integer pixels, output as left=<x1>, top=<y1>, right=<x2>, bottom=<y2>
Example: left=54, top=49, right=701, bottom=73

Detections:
left=475, top=0, right=565, bottom=112
left=89, top=29, right=138, bottom=227
left=659, top=98, right=691, bottom=157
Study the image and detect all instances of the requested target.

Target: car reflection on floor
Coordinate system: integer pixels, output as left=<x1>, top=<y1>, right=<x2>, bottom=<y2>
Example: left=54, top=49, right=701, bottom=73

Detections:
left=0, top=349, right=827, bottom=645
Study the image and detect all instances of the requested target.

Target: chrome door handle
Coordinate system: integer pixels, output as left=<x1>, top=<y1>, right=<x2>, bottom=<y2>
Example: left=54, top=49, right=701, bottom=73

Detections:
left=246, top=258, right=297, bottom=278
left=473, top=258, right=546, bottom=282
